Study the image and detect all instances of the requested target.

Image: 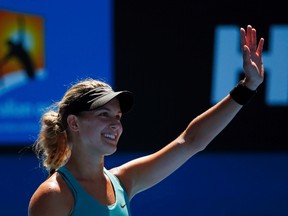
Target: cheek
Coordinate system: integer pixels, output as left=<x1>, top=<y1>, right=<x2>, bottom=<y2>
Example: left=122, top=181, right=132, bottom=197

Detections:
left=79, top=125, right=102, bottom=145
left=78, top=121, right=100, bottom=135
left=118, top=125, right=124, bottom=137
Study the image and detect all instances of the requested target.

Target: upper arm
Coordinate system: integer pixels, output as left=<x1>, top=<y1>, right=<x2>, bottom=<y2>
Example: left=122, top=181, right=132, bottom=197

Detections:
left=113, top=96, right=242, bottom=199
left=28, top=174, right=74, bottom=216
left=112, top=134, right=198, bottom=199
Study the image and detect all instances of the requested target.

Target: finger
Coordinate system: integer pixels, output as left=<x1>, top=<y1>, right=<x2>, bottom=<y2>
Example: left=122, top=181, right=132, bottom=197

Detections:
left=256, top=38, right=264, bottom=57
left=251, top=28, right=257, bottom=51
left=243, top=45, right=251, bottom=65
left=240, top=27, right=246, bottom=51
left=246, top=25, right=252, bottom=47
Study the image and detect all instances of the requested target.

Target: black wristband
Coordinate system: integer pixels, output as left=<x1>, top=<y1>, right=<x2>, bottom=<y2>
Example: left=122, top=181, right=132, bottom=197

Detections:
left=229, top=80, right=257, bottom=105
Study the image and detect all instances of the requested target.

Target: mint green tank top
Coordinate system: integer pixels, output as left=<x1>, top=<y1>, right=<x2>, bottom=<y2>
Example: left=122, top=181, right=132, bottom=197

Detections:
left=56, top=166, right=132, bottom=216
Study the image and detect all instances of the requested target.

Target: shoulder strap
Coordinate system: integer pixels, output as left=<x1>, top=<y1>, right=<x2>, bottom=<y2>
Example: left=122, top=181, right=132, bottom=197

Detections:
left=56, top=166, right=78, bottom=202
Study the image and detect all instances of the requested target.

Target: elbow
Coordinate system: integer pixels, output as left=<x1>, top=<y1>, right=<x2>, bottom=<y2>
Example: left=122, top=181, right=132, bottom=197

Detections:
left=190, top=141, right=208, bottom=153
left=182, top=131, right=210, bottom=153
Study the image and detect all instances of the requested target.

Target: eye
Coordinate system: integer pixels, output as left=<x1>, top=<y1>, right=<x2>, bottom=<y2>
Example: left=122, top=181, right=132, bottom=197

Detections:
left=98, top=111, right=109, bottom=117
left=115, top=114, right=122, bottom=121
left=97, top=111, right=121, bottom=119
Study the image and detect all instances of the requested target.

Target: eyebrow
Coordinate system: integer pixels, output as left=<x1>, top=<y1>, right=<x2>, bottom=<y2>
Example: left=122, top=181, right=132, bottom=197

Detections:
left=91, top=106, right=122, bottom=114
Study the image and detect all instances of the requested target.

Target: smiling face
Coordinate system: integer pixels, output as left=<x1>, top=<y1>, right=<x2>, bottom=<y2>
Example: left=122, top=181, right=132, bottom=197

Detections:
left=68, top=98, right=123, bottom=157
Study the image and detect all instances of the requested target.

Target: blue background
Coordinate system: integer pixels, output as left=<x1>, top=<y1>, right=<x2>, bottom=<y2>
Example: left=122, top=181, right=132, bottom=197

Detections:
left=0, top=0, right=113, bottom=143
left=3, top=152, right=288, bottom=215
left=1, top=0, right=288, bottom=215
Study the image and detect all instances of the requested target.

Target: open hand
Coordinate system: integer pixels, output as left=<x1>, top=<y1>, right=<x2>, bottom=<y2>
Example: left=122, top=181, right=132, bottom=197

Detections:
left=240, top=25, right=265, bottom=90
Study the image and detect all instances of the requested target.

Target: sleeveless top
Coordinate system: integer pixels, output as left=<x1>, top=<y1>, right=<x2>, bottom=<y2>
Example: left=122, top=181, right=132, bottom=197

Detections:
left=56, top=166, right=132, bottom=216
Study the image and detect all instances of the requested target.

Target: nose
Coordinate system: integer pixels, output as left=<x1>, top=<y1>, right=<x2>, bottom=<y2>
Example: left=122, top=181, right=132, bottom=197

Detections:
left=110, top=119, right=122, bottom=131
left=110, top=124, right=119, bottom=130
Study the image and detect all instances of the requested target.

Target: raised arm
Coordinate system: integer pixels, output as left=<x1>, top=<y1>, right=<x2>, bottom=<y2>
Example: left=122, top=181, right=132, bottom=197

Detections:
left=182, top=25, right=264, bottom=148
left=113, top=25, right=264, bottom=199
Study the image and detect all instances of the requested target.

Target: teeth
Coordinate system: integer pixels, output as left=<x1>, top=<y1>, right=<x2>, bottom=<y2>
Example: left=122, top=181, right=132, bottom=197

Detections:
left=104, top=134, right=116, bottom=140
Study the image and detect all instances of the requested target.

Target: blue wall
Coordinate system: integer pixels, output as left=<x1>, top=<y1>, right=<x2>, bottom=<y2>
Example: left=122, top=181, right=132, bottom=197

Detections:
left=2, top=151, right=288, bottom=215
left=1, top=1, right=287, bottom=216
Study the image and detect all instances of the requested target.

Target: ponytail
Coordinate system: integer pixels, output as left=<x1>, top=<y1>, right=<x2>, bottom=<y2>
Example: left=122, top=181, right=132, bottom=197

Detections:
left=33, top=109, right=71, bottom=173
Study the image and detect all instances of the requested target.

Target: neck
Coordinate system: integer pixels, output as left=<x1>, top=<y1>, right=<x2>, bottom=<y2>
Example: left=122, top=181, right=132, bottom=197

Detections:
left=65, top=152, right=106, bottom=180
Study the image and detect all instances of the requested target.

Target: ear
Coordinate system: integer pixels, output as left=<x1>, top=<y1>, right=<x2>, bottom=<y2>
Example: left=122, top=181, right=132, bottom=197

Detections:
left=67, top=114, right=79, bottom=132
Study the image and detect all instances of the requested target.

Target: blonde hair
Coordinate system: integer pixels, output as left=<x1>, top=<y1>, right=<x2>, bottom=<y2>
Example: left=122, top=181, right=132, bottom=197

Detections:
left=33, top=78, right=111, bottom=173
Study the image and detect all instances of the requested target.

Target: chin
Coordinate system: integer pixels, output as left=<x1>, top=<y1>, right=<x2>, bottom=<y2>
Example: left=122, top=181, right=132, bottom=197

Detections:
left=105, top=145, right=117, bottom=156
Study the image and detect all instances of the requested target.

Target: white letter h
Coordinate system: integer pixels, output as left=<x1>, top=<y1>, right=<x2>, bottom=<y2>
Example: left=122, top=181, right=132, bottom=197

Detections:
left=211, top=25, right=288, bottom=106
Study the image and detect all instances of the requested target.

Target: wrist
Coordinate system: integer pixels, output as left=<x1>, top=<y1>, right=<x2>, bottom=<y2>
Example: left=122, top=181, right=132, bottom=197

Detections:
left=242, top=77, right=262, bottom=91
left=229, top=80, right=257, bottom=105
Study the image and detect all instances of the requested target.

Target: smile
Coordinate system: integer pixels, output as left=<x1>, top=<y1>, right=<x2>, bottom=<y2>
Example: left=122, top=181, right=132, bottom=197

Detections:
left=103, top=133, right=116, bottom=140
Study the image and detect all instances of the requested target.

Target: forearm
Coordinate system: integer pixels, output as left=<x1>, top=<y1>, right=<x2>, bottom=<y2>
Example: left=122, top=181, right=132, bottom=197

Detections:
left=184, top=94, right=242, bottom=151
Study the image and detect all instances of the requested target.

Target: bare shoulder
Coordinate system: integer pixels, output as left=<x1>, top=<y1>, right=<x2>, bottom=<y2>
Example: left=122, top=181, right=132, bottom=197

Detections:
left=110, top=164, right=136, bottom=199
left=28, top=172, right=74, bottom=216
